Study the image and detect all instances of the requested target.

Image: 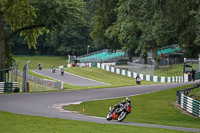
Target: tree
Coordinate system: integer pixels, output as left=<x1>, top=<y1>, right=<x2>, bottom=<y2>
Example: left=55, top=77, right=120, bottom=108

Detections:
left=105, top=0, right=142, bottom=61
left=90, top=0, right=121, bottom=50
left=49, top=23, right=92, bottom=56
left=0, top=0, right=86, bottom=69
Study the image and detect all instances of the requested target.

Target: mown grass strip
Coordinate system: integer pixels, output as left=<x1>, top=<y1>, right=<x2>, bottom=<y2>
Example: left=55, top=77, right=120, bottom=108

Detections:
left=0, top=111, right=195, bottom=133
left=64, top=85, right=200, bottom=128
left=65, top=67, right=157, bottom=86
left=14, top=56, right=67, bottom=71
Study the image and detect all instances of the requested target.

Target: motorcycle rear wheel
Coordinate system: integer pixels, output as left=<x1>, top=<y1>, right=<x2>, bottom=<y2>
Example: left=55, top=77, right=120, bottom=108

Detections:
left=117, top=111, right=127, bottom=122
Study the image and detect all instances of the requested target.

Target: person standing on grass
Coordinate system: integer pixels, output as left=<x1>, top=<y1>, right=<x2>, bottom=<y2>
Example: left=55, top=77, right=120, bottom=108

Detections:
left=191, top=69, right=196, bottom=81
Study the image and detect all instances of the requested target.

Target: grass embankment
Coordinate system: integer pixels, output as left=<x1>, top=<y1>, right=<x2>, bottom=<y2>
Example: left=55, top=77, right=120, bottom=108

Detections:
left=65, top=67, right=157, bottom=87
left=154, top=63, right=199, bottom=77
left=14, top=56, right=67, bottom=71
left=0, top=111, right=195, bottom=133
left=188, top=88, right=200, bottom=101
left=64, top=85, right=200, bottom=129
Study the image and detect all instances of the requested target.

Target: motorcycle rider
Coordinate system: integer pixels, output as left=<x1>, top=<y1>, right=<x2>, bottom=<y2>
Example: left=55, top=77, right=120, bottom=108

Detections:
left=110, top=97, right=131, bottom=114
left=61, top=68, right=64, bottom=76
left=52, top=66, right=55, bottom=73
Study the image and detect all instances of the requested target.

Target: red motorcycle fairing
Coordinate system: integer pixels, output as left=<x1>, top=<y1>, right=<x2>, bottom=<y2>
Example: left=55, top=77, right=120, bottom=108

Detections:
left=127, top=105, right=131, bottom=112
left=111, top=112, right=119, bottom=120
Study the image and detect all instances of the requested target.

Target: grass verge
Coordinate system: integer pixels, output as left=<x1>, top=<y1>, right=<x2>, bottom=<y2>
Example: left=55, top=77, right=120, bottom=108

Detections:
left=65, top=67, right=157, bottom=86
left=14, top=56, right=67, bottom=71
left=0, top=111, right=195, bottom=133
left=188, top=88, right=200, bottom=101
left=64, top=85, right=200, bottom=129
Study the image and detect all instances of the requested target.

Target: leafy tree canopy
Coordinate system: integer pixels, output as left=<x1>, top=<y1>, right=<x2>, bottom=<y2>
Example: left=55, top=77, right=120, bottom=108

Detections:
left=0, top=0, right=86, bottom=69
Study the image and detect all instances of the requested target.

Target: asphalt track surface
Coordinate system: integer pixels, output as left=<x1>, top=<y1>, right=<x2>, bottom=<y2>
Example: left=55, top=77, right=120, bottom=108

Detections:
left=32, top=69, right=109, bottom=86
left=1, top=79, right=200, bottom=132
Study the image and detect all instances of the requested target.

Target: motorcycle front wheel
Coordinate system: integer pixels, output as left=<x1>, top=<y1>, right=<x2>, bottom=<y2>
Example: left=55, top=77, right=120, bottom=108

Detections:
left=117, top=111, right=127, bottom=122
left=106, top=113, right=112, bottom=121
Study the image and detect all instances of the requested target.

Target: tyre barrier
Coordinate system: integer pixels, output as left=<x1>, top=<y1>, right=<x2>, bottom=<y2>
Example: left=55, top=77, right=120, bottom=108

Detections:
left=181, top=94, right=200, bottom=117
left=176, top=83, right=200, bottom=117
left=0, top=82, right=19, bottom=93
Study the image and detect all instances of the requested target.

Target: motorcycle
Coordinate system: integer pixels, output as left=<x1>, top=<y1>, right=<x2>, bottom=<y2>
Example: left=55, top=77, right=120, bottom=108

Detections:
left=52, top=68, right=55, bottom=73
left=61, top=69, right=64, bottom=76
left=106, top=102, right=132, bottom=122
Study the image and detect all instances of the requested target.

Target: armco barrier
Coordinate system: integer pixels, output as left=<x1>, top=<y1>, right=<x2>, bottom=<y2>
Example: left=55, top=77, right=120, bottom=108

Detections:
left=176, top=83, right=200, bottom=117
left=96, top=63, right=184, bottom=83
left=16, top=70, right=62, bottom=89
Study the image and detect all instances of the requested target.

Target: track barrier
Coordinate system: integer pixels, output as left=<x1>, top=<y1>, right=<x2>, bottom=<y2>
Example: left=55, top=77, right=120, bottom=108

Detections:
left=176, top=83, right=200, bottom=117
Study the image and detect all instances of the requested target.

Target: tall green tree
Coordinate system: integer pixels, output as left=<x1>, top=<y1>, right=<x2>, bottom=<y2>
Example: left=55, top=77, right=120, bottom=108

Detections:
left=49, top=23, right=92, bottom=56
left=90, top=0, right=121, bottom=50
left=166, top=0, right=200, bottom=57
left=0, top=0, right=86, bottom=69
left=105, top=0, right=142, bottom=61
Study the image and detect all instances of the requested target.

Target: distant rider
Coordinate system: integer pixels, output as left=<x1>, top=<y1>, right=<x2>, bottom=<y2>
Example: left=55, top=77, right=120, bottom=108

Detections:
left=52, top=66, right=55, bottom=73
left=136, top=75, right=141, bottom=84
left=61, top=68, right=64, bottom=76
left=110, top=97, right=131, bottom=114
left=38, top=64, right=42, bottom=70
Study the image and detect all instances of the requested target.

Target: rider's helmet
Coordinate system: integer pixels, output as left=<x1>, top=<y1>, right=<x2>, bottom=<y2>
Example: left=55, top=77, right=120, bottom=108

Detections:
left=125, top=97, right=131, bottom=104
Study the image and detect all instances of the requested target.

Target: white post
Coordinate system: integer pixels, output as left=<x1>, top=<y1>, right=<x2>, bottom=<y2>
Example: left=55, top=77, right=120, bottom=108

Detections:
left=87, top=45, right=90, bottom=55
left=68, top=55, right=70, bottom=64
left=199, top=58, right=200, bottom=72
left=61, top=82, right=63, bottom=89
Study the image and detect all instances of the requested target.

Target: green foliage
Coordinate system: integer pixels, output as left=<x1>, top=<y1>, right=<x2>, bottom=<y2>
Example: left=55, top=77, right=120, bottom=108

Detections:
left=92, top=0, right=200, bottom=59
left=5, top=43, right=15, bottom=68
left=0, top=0, right=87, bottom=69
left=49, top=23, right=92, bottom=56
left=91, top=0, right=121, bottom=49
left=1, top=0, right=44, bottom=49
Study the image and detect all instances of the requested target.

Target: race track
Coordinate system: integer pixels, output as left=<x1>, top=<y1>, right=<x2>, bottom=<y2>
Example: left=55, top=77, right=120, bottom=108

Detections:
left=32, top=69, right=109, bottom=86
left=0, top=80, right=200, bottom=132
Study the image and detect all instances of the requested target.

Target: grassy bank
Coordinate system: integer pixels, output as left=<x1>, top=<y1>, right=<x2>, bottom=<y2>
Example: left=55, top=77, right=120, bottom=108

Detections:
left=188, top=88, right=200, bottom=101
left=0, top=111, right=195, bottom=133
left=65, top=67, right=157, bottom=86
left=64, top=85, right=200, bottom=129
left=14, top=56, right=67, bottom=71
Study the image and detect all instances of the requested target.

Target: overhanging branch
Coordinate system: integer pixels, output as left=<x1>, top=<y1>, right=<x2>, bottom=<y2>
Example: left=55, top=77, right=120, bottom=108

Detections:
left=5, top=24, right=45, bottom=42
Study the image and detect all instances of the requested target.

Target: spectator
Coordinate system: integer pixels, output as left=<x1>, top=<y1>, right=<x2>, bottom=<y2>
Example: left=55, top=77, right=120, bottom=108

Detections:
left=191, top=69, right=196, bottom=81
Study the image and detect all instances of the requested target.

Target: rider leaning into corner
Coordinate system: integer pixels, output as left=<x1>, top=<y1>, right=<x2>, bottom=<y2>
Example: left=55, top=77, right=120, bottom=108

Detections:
left=110, top=97, right=132, bottom=114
